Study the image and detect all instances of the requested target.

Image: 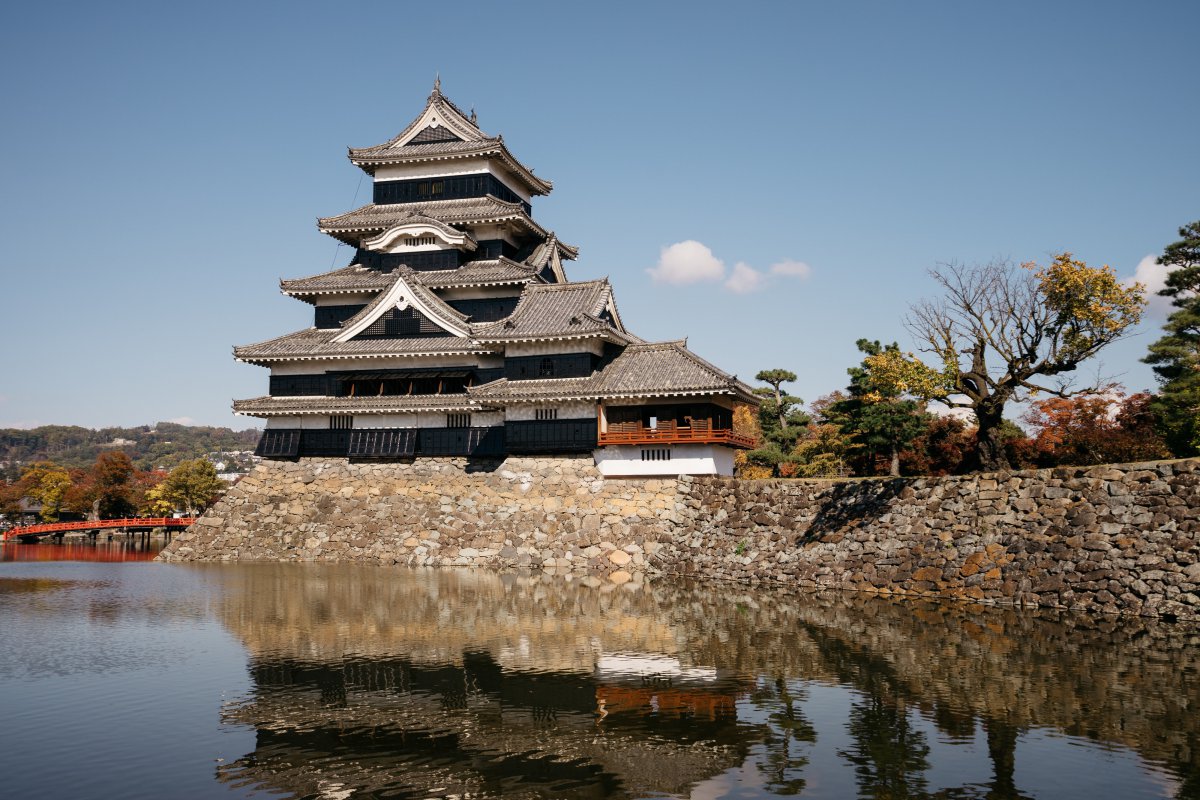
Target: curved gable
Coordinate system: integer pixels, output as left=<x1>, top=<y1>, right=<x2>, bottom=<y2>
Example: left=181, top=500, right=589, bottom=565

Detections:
left=333, top=272, right=471, bottom=342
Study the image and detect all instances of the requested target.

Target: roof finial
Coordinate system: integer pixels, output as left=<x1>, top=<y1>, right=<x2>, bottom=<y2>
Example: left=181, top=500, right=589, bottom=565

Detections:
left=469, top=107, right=477, bottom=125
left=433, top=73, right=441, bottom=94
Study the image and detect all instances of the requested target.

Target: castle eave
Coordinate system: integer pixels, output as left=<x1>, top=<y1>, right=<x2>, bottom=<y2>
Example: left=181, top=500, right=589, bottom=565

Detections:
left=349, top=140, right=552, bottom=196
left=233, top=395, right=497, bottom=416
left=235, top=349, right=490, bottom=366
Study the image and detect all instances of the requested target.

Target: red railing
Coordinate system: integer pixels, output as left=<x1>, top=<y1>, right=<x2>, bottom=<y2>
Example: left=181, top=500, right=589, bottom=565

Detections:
left=597, top=423, right=757, bottom=449
left=2, top=517, right=196, bottom=541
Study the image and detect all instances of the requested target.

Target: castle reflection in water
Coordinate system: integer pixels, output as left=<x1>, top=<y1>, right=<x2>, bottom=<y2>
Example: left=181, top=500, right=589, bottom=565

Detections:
left=210, top=566, right=1200, bottom=799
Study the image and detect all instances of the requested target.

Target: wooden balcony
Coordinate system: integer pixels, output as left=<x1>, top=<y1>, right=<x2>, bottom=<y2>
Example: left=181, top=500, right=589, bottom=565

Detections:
left=596, top=420, right=757, bottom=449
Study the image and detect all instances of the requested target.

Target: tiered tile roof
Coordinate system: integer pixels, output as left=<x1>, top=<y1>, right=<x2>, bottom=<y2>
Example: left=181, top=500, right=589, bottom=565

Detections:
left=525, top=232, right=580, bottom=266
left=233, top=329, right=489, bottom=364
left=416, top=259, right=538, bottom=289
left=473, top=281, right=627, bottom=343
left=244, top=273, right=633, bottom=364
left=346, top=84, right=552, bottom=195
left=280, top=259, right=540, bottom=300
left=280, top=265, right=393, bottom=298
left=469, top=342, right=757, bottom=403
left=318, top=196, right=553, bottom=245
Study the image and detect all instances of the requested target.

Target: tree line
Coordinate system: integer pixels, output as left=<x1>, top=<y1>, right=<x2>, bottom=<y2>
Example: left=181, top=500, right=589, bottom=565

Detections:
left=739, top=221, right=1200, bottom=478
left=0, top=452, right=227, bottom=523
left=0, top=421, right=259, bottom=480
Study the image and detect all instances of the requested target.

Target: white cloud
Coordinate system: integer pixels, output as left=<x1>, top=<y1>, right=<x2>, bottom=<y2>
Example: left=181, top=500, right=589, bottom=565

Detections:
left=724, top=258, right=813, bottom=293
left=647, top=242, right=814, bottom=294
left=168, top=416, right=196, bottom=425
left=769, top=259, right=813, bottom=279
left=1126, top=254, right=1173, bottom=317
left=724, top=262, right=765, bottom=294
left=647, top=240, right=725, bottom=285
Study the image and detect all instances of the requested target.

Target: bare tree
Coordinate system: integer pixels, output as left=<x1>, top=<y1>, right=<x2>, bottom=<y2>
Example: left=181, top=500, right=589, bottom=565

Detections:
left=898, top=255, right=1143, bottom=471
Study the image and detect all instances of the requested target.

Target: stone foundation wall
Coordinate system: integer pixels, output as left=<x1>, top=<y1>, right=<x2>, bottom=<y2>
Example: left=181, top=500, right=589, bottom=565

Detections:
left=658, top=459, right=1200, bottom=620
left=161, top=457, right=679, bottom=583
left=160, top=456, right=1200, bottom=620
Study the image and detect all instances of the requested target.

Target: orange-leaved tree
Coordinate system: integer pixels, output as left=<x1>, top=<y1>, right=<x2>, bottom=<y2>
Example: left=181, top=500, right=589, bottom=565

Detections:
left=1020, top=389, right=1170, bottom=467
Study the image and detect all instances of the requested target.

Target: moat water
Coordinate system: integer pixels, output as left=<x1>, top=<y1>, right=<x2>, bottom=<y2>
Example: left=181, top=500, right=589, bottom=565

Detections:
left=1, top=542, right=1198, bottom=799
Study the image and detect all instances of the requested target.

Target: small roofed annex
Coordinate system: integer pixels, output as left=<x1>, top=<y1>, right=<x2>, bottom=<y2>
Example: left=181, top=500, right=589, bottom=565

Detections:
left=234, top=80, right=758, bottom=476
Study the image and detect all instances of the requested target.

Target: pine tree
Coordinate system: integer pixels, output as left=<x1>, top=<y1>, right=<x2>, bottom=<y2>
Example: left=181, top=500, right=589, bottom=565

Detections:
left=752, top=369, right=809, bottom=452
left=831, top=340, right=928, bottom=476
left=1142, top=221, right=1200, bottom=456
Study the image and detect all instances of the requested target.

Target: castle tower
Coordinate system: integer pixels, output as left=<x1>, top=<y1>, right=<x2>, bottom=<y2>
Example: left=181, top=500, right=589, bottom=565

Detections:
left=234, top=81, right=757, bottom=474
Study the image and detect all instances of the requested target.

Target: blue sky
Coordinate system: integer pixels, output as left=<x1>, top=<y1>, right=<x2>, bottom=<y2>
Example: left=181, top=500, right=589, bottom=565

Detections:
left=1, top=0, right=1196, bottom=430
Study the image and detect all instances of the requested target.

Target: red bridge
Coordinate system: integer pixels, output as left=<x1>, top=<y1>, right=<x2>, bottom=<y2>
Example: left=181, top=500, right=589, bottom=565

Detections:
left=2, top=517, right=197, bottom=543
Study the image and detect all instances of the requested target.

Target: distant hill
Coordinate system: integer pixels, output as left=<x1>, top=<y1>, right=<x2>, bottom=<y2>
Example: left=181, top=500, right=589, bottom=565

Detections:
left=0, top=422, right=261, bottom=477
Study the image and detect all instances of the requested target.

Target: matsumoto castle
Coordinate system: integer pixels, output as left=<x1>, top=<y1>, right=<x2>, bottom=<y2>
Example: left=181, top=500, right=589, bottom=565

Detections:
left=235, top=81, right=757, bottom=476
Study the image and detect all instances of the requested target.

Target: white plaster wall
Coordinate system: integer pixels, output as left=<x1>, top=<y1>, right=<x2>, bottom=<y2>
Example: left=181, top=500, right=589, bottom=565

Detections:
left=263, top=416, right=334, bottom=430
left=504, top=340, right=604, bottom=357
left=417, top=411, right=448, bottom=428
left=354, top=414, right=417, bottom=428
left=473, top=411, right=505, bottom=427
left=339, top=413, right=467, bottom=429
left=470, top=224, right=520, bottom=247
left=505, top=402, right=596, bottom=421
left=439, top=286, right=524, bottom=301
left=313, top=293, right=374, bottom=307
left=374, top=159, right=489, bottom=182
left=593, top=444, right=735, bottom=477
left=475, top=354, right=504, bottom=368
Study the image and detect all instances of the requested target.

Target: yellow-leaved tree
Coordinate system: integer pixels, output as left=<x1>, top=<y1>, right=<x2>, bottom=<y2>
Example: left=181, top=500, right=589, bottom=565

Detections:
left=870, top=254, right=1144, bottom=471
left=18, top=462, right=74, bottom=522
left=147, top=459, right=226, bottom=516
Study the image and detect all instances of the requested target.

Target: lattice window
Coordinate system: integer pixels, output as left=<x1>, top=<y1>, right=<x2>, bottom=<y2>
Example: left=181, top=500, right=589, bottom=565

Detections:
left=357, top=307, right=442, bottom=338
left=417, top=180, right=444, bottom=197
left=407, top=126, right=462, bottom=145
left=405, top=236, right=436, bottom=247
left=256, top=430, right=300, bottom=458
left=641, top=448, right=672, bottom=462
left=447, top=413, right=471, bottom=428
left=535, top=408, right=558, bottom=421
left=330, top=415, right=354, bottom=430
left=348, top=429, right=416, bottom=459
left=538, top=358, right=555, bottom=377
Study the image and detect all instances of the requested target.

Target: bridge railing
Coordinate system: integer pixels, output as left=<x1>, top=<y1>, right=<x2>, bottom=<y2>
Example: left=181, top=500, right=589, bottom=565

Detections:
left=2, top=517, right=197, bottom=540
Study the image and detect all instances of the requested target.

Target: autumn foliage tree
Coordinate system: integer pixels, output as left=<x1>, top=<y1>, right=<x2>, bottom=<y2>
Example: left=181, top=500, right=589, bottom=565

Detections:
left=899, top=415, right=975, bottom=476
left=145, top=459, right=225, bottom=516
left=870, top=254, right=1144, bottom=471
left=91, top=451, right=137, bottom=518
left=1020, top=389, right=1170, bottom=467
left=0, top=451, right=172, bottom=524
left=12, top=462, right=74, bottom=521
